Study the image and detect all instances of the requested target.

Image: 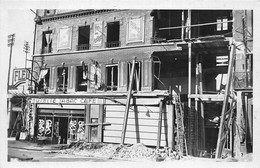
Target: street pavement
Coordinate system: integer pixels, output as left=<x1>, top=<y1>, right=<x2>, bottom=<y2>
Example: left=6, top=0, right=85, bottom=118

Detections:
left=7, top=139, right=123, bottom=162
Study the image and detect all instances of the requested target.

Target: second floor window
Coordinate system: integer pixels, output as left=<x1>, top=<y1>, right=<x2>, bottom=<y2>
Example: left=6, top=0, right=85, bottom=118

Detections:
left=57, top=67, right=68, bottom=93
left=106, top=21, right=120, bottom=48
left=106, top=64, right=118, bottom=91
left=38, top=68, right=50, bottom=93
left=42, top=30, right=52, bottom=54
left=78, top=26, right=90, bottom=51
left=76, top=65, right=88, bottom=91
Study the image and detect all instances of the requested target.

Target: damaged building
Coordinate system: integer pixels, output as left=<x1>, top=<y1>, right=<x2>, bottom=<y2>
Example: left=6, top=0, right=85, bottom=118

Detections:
left=26, top=9, right=253, bottom=158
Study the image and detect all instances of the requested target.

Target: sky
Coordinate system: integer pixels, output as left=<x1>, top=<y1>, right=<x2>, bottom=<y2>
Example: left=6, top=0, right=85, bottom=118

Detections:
left=7, top=9, right=35, bottom=69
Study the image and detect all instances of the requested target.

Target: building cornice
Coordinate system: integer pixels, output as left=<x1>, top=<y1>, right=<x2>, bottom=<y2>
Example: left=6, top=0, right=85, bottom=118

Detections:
left=41, top=9, right=125, bottom=23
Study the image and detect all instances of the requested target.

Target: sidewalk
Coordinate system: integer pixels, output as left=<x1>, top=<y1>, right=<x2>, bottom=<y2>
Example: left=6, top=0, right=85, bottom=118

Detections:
left=8, top=138, right=68, bottom=151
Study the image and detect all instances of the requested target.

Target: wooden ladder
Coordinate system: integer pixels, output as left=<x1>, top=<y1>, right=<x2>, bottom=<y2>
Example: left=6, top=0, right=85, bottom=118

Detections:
left=175, top=95, right=188, bottom=156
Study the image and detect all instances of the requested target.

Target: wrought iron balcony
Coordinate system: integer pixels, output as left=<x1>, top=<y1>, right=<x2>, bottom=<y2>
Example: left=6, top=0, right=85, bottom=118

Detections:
left=77, top=44, right=90, bottom=51
left=106, top=41, right=121, bottom=48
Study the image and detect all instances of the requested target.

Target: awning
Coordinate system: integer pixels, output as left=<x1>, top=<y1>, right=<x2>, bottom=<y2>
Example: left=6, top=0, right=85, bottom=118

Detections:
left=8, top=89, right=27, bottom=98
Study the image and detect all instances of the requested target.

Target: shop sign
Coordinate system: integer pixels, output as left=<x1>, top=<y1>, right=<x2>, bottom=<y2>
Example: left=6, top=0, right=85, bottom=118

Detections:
left=30, top=98, right=99, bottom=104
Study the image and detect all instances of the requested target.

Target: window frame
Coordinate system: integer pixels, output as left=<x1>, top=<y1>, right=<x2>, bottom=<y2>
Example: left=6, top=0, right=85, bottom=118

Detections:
left=105, top=64, right=119, bottom=91
left=126, top=16, right=145, bottom=44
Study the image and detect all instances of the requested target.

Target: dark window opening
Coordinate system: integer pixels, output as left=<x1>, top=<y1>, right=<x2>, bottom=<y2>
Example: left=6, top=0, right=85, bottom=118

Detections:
left=106, top=64, right=118, bottom=91
left=152, top=10, right=183, bottom=42
left=57, top=67, right=68, bottom=93
left=42, top=31, right=53, bottom=54
left=106, top=21, right=120, bottom=48
left=127, top=62, right=142, bottom=91
left=38, top=68, right=50, bottom=93
left=78, top=26, right=90, bottom=51
left=76, top=66, right=88, bottom=91
left=192, top=10, right=232, bottom=38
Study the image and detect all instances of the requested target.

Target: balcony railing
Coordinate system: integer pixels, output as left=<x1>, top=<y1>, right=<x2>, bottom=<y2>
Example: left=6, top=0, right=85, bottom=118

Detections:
left=77, top=44, right=90, bottom=51
left=106, top=41, right=121, bottom=48
left=41, top=47, right=52, bottom=54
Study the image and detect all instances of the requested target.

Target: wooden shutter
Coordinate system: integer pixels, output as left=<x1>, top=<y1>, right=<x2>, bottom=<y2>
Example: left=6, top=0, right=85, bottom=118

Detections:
left=118, top=61, right=128, bottom=92
left=141, top=58, right=153, bottom=91
left=67, top=65, right=76, bottom=93
left=48, top=66, right=57, bottom=93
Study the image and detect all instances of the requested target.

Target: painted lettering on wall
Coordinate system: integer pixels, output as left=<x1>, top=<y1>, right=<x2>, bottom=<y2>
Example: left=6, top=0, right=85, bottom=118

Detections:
left=30, top=98, right=98, bottom=104
left=12, top=68, right=30, bottom=85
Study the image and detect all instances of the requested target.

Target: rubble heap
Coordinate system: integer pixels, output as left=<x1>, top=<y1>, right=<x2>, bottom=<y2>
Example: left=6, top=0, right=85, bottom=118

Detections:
left=62, top=141, right=183, bottom=161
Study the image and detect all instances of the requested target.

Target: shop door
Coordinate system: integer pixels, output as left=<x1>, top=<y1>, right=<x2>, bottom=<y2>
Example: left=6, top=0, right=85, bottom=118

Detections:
left=59, top=117, right=68, bottom=144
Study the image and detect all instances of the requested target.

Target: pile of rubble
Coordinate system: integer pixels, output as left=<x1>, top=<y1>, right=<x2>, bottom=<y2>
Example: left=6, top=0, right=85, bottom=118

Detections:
left=62, top=141, right=183, bottom=161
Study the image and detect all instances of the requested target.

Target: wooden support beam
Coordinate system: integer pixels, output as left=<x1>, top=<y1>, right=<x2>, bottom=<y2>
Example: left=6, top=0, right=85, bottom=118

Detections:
left=235, top=91, right=242, bottom=157
left=188, top=94, right=224, bottom=101
left=195, top=54, right=199, bottom=155
left=187, top=9, right=192, bottom=156
left=121, top=58, right=136, bottom=145
left=167, top=104, right=175, bottom=149
left=98, top=102, right=104, bottom=142
left=85, top=122, right=111, bottom=126
left=215, top=43, right=236, bottom=159
left=156, top=100, right=164, bottom=148
left=198, top=57, right=205, bottom=151
left=85, top=104, right=90, bottom=142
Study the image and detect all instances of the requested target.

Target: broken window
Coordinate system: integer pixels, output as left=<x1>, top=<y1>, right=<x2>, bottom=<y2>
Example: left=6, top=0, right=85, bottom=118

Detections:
left=106, top=64, right=118, bottom=91
left=38, top=68, right=50, bottom=93
left=42, top=30, right=52, bottom=54
left=57, top=67, right=68, bottom=93
left=78, top=26, right=90, bottom=50
left=76, top=65, right=88, bottom=92
left=106, top=21, right=120, bottom=48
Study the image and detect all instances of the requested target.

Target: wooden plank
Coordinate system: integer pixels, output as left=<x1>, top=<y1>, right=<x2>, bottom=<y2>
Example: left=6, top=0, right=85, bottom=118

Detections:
left=85, top=105, right=90, bottom=142
left=235, top=91, right=242, bottom=157
left=105, top=98, right=162, bottom=105
left=157, top=100, right=163, bottom=148
left=106, top=111, right=164, bottom=120
left=167, top=104, right=174, bottom=149
left=105, top=124, right=167, bottom=134
left=105, top=105, right=159, bottom=112
left=199, top=57, right=205, bottom=150
left=215, top=43, right=236, bottom=159
left=103, top=136, right=167, bottom=147
left=98, top=104, right=104, bottom=142
left=104, top=130, right=167, bottom=141
left=189, top=94, right=224, bottom=101
left=106, top=117, right=166, bottom=126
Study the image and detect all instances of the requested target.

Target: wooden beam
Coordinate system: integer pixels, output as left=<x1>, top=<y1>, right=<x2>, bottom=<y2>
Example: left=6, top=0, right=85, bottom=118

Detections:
left=85, top=122, right=111, bottom=126
left=157, top=100, right=163, bottom=148
left=121, top=58, right=136, bottom=145
left=85, top=104, right=90, bottom=142
left=195, top=54, right=199, bottom=155
left=187, top=9, right=192, bottom=156
left=215, top=43, right=236, bottom=159
left=188, top=94, right=224, bottom=101
left=198, top=57, right=205, bottom=150
left=235, top=91, right=242, bottom=157
left=167, top=104, right=175, bottom=149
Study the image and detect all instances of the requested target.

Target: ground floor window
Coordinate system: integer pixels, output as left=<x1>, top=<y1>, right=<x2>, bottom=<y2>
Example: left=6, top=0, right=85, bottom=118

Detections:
left=37, top=111, right=85, bottom=144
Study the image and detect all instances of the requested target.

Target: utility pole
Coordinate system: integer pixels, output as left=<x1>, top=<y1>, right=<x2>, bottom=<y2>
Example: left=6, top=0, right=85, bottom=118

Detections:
left=23, top=41, right=30, bottom=69
left=7, top=34, right=15, bottom=92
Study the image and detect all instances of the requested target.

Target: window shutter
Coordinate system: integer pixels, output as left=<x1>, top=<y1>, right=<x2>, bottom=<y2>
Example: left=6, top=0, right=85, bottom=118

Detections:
left=141, top=58, right=153, bottom=91
left=67, top=65, right=76, bottom=93
left=48, top=67, right=57, bottom=93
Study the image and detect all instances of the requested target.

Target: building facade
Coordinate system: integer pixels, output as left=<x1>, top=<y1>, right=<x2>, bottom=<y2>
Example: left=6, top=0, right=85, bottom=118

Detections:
left=27, top=9, right=253, bottom=157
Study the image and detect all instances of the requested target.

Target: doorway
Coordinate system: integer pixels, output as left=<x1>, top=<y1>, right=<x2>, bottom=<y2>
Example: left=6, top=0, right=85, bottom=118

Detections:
left=59, top=117, right=68, bottom=144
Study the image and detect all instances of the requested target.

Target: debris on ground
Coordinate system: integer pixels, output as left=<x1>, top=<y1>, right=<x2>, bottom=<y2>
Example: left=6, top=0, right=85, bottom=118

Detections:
left=61, top=141, right=183, bottom=161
